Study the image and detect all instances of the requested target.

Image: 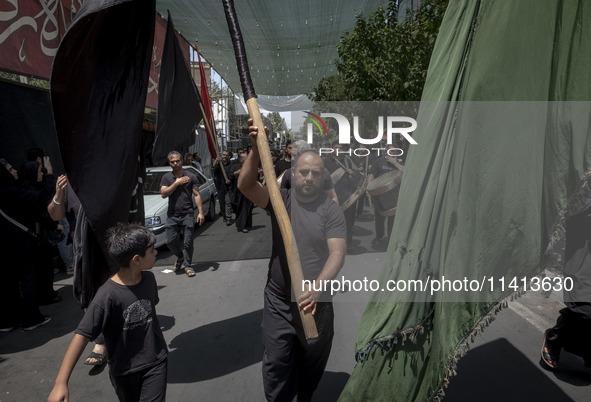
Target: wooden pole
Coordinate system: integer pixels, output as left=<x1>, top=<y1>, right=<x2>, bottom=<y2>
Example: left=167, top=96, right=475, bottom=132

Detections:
left=223, top=0, right=317, bottom=339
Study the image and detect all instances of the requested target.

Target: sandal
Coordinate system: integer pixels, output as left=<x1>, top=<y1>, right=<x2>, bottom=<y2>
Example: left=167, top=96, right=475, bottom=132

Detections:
left=185, top=267, right=196, bottom=277
left=540, top=329, right=559, bottom=370
left=84, top=351, right=107, bottom=366
left=173, top=258, right=184, bottom=272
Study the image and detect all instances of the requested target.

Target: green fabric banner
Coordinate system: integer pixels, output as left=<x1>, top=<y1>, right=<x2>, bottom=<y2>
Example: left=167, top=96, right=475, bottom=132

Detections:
left=340, top=0, right=591, bottom=400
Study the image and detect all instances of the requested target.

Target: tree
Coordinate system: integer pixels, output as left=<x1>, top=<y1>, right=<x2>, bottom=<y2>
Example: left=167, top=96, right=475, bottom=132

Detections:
left=266, top=112, right=286, bottom=135
left=310, top=0, right=449, bottom=102
left=228, top=90, right=249, bottom=143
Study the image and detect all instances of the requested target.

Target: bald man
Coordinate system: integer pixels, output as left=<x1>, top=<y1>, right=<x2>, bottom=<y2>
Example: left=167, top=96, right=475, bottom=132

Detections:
left=239, top=120, right=346, bottom=402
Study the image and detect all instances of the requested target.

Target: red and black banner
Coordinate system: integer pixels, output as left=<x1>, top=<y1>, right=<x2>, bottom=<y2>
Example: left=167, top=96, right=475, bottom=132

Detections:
left=195, top=42, right=218, bottom=160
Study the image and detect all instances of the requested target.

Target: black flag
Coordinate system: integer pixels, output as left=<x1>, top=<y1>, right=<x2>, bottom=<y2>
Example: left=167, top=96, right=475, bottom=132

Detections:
left=152, top=11, right=205, bottom=166
left=50, top=0, right=155, bottom=307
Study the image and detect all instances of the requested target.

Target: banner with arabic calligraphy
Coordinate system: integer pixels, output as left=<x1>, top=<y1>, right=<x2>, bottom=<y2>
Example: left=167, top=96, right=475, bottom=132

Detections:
left=0, top=1, right=189, bottom=110
left=0, top=0, right=79, bottom=78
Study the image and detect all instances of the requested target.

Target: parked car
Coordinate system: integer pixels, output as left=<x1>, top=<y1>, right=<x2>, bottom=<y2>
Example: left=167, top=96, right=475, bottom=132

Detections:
left=144, top=166, right=217, bottom=248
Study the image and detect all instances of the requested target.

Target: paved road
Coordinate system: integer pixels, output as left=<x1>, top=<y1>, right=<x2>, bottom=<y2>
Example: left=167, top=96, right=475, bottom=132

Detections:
left=0, top=201, right=588, bottom=401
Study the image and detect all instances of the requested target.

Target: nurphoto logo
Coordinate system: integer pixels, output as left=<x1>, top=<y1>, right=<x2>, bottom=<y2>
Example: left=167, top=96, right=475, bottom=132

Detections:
left=304, top=112, right=418, bottom=157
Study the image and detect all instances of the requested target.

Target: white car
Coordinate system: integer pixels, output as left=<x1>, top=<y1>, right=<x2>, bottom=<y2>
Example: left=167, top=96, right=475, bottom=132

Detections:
left=144, top=166, right=217, bottom=248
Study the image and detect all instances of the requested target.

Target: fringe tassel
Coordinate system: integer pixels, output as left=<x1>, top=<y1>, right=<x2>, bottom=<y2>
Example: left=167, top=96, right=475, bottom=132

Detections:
left=429, top=296, right=511, bottom=402
left=354, top=309, right=434, bottom=363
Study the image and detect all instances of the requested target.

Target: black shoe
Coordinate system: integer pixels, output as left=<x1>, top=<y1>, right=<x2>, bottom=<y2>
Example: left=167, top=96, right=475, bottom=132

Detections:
left=371, top=236, right=384, bottom=245
left=23, top=316, right=51, bottom=331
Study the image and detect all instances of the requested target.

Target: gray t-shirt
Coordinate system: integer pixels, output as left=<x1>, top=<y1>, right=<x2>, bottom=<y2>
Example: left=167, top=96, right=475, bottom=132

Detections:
left=75, top=271, right=167, bottom=376
left=160, top=170, right=198, bottom=217
left=266, top=189, right=346, bottom=300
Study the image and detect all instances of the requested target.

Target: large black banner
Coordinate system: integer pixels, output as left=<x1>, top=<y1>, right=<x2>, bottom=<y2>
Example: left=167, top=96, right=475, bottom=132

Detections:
left=50, top=0, right=155, bottom=307
left=152, top=11, right=205, bottom=166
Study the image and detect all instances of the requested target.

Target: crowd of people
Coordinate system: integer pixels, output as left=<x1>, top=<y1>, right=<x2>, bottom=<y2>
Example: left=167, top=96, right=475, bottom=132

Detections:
left=212, top=147, right=254, bottom=233
left=0, top=149, right=67, bottom=333
left=1, top=137, right=409, bottom=401
left=4, top=135, right=590, bottom=401
left=210, top=137, right=408, bottom=253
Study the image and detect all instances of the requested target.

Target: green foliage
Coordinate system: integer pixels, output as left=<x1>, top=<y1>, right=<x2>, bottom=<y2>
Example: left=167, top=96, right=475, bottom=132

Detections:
left=266, top=111, right=287, bottom=134
left=310, top=0, right=448, bottom=102
left=228, top=92, right=249, bottom=139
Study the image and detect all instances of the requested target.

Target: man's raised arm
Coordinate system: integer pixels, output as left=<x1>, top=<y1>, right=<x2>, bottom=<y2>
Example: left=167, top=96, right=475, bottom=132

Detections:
left=238, top=119, right=270, bottom=208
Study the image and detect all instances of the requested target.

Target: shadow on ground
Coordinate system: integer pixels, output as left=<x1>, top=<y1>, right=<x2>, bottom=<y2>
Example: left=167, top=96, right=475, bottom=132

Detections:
left=313, top=371, right=351, bottom=402
left=0, top=285, right=80, bottom=354
left=167, top=309, right=263, bottom=383
left=445, top=338, right=580, bottom=400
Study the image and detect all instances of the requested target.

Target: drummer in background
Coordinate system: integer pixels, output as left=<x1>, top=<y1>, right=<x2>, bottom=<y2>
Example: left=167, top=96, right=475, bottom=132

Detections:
left=350, top=142, right=373, bottom=220
left=325, top=143, right=359, bottom=251
left=367, top=142, right=405, bottom=248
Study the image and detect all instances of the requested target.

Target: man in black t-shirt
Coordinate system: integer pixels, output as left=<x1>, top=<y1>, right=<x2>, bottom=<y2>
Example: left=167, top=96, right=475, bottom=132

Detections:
left=213, top=150, right=235, bottom=225
left=231, top=153, right=253, bottom=232
left=325, top=143, right=360, bottom=248
left=274, top=140, right=292, bottom=178
left=160, top=151, right=204, bottom=277
left=368, top=144, right=405, bottom=246
left=239, top=120, right=346, bottom=402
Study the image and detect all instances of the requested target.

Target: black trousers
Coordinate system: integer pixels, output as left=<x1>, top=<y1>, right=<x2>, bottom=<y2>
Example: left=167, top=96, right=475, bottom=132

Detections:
left=546, top=205, right=591, bottom=367
left=343, top=206, right=356, bottom=244
left=373, top=203, right=394, bottom=240
left=110, top=358, right=168, bottom=402
left=261, top=288, right=334, bottom=402
left=1, top=233, right=44, bottom=328
left=234, top=191, right=253, bottom=231
left=547, top=304, right=591, bottom=367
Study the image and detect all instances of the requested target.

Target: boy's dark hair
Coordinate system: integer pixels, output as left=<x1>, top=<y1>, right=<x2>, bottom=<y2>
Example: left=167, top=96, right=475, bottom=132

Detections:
left=106, top=223, right=156, bottom=268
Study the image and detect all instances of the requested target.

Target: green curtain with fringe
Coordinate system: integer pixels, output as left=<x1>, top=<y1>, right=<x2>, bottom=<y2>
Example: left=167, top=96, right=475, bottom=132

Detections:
left=340, top=0, right=591, bottom=400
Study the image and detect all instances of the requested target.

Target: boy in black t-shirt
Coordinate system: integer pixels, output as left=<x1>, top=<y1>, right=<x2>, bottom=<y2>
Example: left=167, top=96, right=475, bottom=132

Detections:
left=48, top=223, right=168, bottom=402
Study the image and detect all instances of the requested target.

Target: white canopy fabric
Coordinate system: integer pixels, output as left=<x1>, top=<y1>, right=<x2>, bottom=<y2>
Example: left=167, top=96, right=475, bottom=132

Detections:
left=156, top=0, right=391, bottom=97
left=233, top=93, right=313, bottom=114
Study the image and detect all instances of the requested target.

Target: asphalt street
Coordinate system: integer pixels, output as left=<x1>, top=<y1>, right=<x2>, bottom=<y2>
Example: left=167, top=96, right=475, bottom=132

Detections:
left=0, top=201, right=588, bottom=401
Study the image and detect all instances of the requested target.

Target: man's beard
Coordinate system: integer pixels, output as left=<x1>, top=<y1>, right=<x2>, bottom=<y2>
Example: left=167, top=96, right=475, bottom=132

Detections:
left=294, top=180, right=320, bottom=198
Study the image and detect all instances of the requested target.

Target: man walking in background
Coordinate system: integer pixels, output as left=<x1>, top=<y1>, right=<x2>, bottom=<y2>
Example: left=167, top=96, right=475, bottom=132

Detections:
left=160, top=151, right=204, bottom=277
